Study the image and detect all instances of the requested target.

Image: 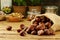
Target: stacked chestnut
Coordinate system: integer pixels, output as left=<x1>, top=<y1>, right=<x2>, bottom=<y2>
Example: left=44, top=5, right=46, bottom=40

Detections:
left=17, top=24, right=28, bottom=36
left=26, top=15, right=55, bottom=36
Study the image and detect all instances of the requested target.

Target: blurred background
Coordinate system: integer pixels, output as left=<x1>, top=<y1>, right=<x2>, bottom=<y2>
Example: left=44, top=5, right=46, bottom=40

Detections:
left=0, top=0, right=60, bottom=15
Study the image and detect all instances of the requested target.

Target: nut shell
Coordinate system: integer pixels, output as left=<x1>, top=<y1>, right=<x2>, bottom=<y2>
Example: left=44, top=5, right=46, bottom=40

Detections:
left=37, top=30, right=44, bottom=36
left=6, top=26, right=12, bottom=31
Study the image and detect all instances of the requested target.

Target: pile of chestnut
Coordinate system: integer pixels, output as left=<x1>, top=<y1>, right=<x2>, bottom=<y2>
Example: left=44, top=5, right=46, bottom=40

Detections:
left=17, top=24, right=28, bottom=36
left=6, top=24, right=27, bottom=36
left=26, top=15, right=55, bottom=35
left=6, top=15, right=55, bottom=36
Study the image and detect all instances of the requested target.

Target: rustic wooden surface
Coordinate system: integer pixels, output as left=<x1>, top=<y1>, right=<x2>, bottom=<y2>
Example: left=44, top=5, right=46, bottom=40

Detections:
left=0, top=20, right=60, bottom=40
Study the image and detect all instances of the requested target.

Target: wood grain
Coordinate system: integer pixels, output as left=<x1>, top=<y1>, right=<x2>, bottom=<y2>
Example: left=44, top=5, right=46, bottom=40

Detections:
left=0, top=20, right=60, bottom=40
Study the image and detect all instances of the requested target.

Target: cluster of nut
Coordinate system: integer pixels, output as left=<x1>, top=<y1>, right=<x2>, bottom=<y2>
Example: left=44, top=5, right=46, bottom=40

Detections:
left=6, top=16, right=55, bottom=36
left=6, top=24, right=27, bottom=36
left=17, top=24, right=27, bottom=36
left=26, top=16, right=55, bottom=36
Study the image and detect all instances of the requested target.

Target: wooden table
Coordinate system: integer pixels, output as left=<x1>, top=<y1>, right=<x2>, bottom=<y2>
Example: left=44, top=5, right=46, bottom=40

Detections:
left=0, top=20, right=60, bottom=40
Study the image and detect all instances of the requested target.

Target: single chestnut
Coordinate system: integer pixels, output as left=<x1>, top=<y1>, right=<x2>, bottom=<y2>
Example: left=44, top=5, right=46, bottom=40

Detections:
left=33, top=24, right=38, bottom=27
left=19, top=27, right=27, bottom=36
left=37, top=30, right=44, bottom=36
left=40, top=16, right=45, bottom=20
left=26, top=27, right=32, bottom=34
left=31, top=30, right=37, bottom=35
left=33, top=21, right=38, bottom=24
left=35, top=16, right=40, bottom=22
left=29, top=25, right=35, bottom=31
left=6, top=26, right=12, bottom=31
left=20, top=24, right=25, bottom=29
left=26, top=24, right=36, bottom=34
left=44, top=29, right=50, bottom=35
left=36, top=23, right=45, bottom=30
left=17, top=29, right=21, bottom=33
left=20, top=31, right=26, bottom=36
left=45, top=22, right=52, bottom=29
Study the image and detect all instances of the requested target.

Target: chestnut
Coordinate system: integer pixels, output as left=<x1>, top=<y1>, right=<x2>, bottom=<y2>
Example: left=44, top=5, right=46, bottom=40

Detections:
left=35, top=16, right=40, bottom=22
left=20, top=31, right=26, bottom=36
left=40, top=16, right=49, bottom=23
left=19, top=27, right=27, bottom=36
left=6, top=26, right=12, bottom=31
left=36, top=25, right=40, bottom=30
left=29, top=25, right=35, bottom=31
left=17, top=29, right=21, bottom=33
left=33, top=24, right=38, bottom=27
left=39, top=22, right=44, bottom=25
left=40, top=16, right=45, bottom=20
left=31, top=30, right=37, bottom=35
left=26, top=27, right=32, bottom=34
left=20, top=24, right=25, bottom=29
left=45, top=22, right=52, bottom=29
left=37, top=30, right=44, bottom=36
left=36, top=23, right=45, bottom=30
left=44, top=29, right=50, bottom=35
left=33, top=21, right=38, bottom=24
left=26, top=29, right=31, bottom=34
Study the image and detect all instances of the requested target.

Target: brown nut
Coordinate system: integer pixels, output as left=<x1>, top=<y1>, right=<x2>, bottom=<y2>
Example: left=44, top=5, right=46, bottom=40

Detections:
left=26, top=25, right=36, bottom=34
left=44, top=29, right=50, bottom=35
left=6, top=26, right=12, bottom=31
left=33, top=21, right=39, bottom=25
left=20, top=31, right=26, bottom=36
left=35, top=16, right=40, bottom=22
left=26, top=28, right=31, bottom=34
left=33, top=21, right=38, bottom=24
left=33, top=24, right=38, bottom=27
left=37, top=30, right=44, bottom=36
left=31, top=30, right=37, bottom=35
left=20, top=24, right=25, bottom=29
left=29, top=25, right=35, bottom=31
left=45, top=22, right=52, bottom=29
left=36, top=23, right=45, bottom=30
left=17, top=29, right=21, bottom=33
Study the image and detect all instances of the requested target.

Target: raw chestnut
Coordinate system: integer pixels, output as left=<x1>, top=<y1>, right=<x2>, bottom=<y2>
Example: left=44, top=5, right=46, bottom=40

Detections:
left=26, top=27, right=31, bottom=34
left=20, top=24, right=25, bottom=29
left=39, top=22, right=44, bottom=25
left=31, top=30, right=37, bottom=35
left=35, top=16, right=40, bottom=22
left=33, top=24, right=38, bottom=27
left=20, top=31, right=26, bottom=36
left=26, top=28, right=31, bottom=34
left=7, top=26, right=12, bottom=31
left=36, top=23, right=45, bottom=30
left=40, top=16, right=45, bottom=20
left=45, top=22, right=52, bottom=29
left=26, top=26, right=33, bottom=34
left=20, top=27, right=28, bottom=36
left=37, top=30, right=44, bottom=36
left=17, top=29, right=21, bottom=33
left=44, top=29, right=51, bottom=35
left=29, top=25, right=35, bottom=31
left=33, top=21, right=38, bottom=24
